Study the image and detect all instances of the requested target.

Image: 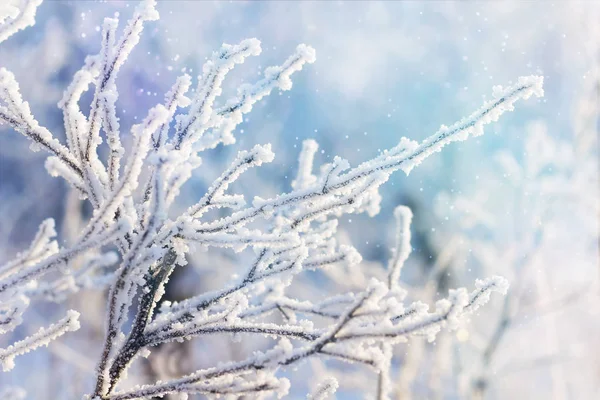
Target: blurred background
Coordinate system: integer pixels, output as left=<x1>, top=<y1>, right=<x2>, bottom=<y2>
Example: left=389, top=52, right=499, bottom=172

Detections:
left=0, top=1, right=598, bottom=399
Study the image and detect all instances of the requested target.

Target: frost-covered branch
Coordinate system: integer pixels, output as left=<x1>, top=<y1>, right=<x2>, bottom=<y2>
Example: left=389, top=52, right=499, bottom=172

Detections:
left=0, top=0, right=544, bottom=397
left=103, top=278, right=507, bottom=400
left=0, top=68, right=83, bottom=178
left=29, top=251, right=119, bottom=302
left=0, top=217, right=128, bottom=294
left=0, top=310, right=80, bottom=371
left=0, top=295, right=29, bottom=335
left=0, top=0, right=42, bottom=44
left=308, top=377, right=338, bottom=400
left=0, top=218, right=58, bottom=280
left=184, top=75, right=543, bottom=238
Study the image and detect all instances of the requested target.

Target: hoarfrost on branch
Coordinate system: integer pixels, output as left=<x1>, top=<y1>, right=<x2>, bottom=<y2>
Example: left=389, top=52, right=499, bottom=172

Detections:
left=0, top=0, right=544, bottom=398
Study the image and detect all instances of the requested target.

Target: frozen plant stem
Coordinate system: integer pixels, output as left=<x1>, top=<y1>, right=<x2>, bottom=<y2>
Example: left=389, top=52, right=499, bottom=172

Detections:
left=0, top=0, right=542, bottom=398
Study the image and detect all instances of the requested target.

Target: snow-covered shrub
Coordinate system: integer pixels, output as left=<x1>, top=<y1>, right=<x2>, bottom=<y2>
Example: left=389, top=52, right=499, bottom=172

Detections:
left=0, top=1, right=545, bottom=398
